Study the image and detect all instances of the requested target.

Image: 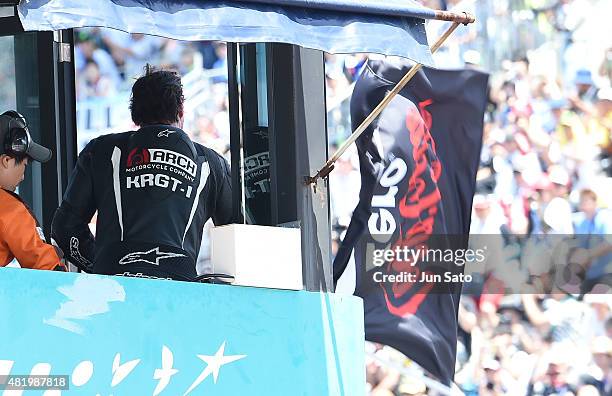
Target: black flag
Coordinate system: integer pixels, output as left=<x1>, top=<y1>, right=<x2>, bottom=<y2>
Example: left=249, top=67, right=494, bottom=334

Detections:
left=334, top=60, right=489, bottom=384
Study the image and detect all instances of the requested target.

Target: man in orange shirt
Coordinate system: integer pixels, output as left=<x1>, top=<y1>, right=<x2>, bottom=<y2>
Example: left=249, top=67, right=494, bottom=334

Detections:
left=0, top=110, right=65, bottom=271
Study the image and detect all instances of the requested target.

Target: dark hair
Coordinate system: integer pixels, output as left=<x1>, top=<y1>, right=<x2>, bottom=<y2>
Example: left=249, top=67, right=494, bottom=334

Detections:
left=1, top=152, right=27, bottom=164
left=129, top=65, right=184, bottom=126
left=84, top=59, right=99, bottom=69
left=580, top=188, right=597, bottom=202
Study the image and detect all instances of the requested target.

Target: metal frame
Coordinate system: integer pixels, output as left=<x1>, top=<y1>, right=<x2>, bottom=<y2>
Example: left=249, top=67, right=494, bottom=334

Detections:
left=238, top=43, right=273, bottom=225
left=0, top=12, right=77, bottom=235
left=266, top=44, right=333, bottom=290
left=0, top=4, right=22, bottom=34
left=227, top=43, right=243, bottom=223
left=266, top=43, right=298, bottom=226
left=286, top=46, right=333, bottom=291
left=53, top=30, right=78, bottom=198
left=227, top=42, right=333, bottom=291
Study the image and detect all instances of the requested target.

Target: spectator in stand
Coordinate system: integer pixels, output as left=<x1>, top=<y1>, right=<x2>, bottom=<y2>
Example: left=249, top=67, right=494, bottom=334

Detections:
left=552, top=98, right=594, bottom=170
left=343, top=54, right=367, bottom=82
left=101, top=31, right=161, bottom=80
left=211, top=42, right=228, bottom=84
left=599, top=48, right=612, bottom=85
left=583, top=337, right=612, bottom=395
left=179, top=47, right=197, bottom=75
left=77, top=60, right=115, bottom=99
left=523, top=293, right=593, bottom=355
left=527, top=356, right=576, bottom=396
left=197, top=42, right=220, bottom=70
left=74, top=30, right=122, bottom=88
left=470, top=194, right=505, bottom=234
left=572, top=69, right=599, bottom=110
left=542, top=165, right=574, bottom=234
left=590, top=88, right=612, bottom=176
left=584, top=295, right=612, bottom=338
left=158, top=38, right=187, bottom=71
left=480, top=359, right=507, bottom=395
left=572, top=189, right=612, bottom=291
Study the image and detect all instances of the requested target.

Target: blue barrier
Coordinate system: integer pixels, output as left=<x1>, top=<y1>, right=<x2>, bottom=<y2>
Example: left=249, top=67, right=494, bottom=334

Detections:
left=0, top=268, right=364, bottom=395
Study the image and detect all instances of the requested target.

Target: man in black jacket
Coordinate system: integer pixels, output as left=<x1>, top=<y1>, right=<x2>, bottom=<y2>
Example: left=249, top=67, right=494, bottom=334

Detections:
left=52, top=67, right=234, bottom=280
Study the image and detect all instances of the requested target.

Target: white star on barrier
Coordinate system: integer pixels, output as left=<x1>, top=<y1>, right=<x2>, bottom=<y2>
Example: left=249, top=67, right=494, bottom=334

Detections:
left=183, top=341, right=246, bottom=395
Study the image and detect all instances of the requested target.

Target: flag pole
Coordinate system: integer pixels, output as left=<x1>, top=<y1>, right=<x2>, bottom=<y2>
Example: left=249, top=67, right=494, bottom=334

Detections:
left=305, top=15, right=471, bottom=186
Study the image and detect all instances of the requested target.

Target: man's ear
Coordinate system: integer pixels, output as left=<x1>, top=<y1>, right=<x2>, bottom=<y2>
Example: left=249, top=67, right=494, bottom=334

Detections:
left=178, top=107, right=185, bottom=128
left=0, top=155, right=11, bottom=169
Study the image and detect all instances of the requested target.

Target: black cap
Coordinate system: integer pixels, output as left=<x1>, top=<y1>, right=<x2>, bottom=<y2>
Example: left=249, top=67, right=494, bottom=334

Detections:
left=0, top=111, right=52, bottom=163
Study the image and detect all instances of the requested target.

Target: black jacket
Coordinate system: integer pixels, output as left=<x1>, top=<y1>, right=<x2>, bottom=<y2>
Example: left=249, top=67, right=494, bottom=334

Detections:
left=52, top=125, right=233, bottom=280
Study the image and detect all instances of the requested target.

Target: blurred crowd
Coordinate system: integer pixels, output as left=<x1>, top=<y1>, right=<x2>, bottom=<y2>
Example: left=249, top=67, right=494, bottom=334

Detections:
left=367, top=292, right=611, bottom=396
left=453, top=53, right=612, bottom=393
left=74, top=28, right=228, bottom=98
left=356, top=0, right=612, bottom=395
left=73, top=28, right=231, bottom=156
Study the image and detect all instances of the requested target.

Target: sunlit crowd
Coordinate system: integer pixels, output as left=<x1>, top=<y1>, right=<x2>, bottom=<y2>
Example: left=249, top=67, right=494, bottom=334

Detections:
left=359, top=0, right=611, bottom=394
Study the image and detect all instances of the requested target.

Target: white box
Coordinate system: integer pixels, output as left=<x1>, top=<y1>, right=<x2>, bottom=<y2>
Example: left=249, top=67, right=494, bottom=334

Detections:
left=210, top=224, right=303, bottom=290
